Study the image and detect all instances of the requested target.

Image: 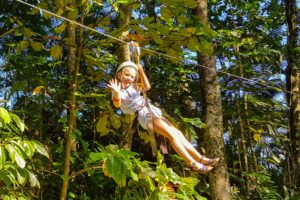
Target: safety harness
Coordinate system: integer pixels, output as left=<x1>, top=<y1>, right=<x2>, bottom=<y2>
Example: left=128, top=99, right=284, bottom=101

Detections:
left=128, top=41, right=158, bottom=156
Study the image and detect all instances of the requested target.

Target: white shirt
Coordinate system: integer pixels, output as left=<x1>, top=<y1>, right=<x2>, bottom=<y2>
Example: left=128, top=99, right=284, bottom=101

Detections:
left=119, top=86, right=145, bottom=115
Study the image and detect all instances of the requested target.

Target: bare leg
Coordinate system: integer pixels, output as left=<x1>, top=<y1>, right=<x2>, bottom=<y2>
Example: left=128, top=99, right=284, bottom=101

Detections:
left=148, top=117, right=213, bottom=172
left=161, top=117, right=218, bottom=165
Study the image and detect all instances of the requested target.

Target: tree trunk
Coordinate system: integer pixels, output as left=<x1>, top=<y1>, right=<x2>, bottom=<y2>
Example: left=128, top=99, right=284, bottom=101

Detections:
left=60, top=1, right=82, bottom=198
left=114, top=4, right=134, bottom=150
left=194, top=1, right=232, bottom=199
left=115, top=4, right=131, bottom=64
left=284, top=0, right=300, bottom=190
left=235, top=41, right=259, bottom=175
left=236, top=100, right=250, bottom=194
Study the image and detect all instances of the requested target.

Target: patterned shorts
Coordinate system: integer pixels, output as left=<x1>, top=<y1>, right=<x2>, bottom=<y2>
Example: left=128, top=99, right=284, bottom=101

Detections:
left=137, top=104, right=162, bottom=130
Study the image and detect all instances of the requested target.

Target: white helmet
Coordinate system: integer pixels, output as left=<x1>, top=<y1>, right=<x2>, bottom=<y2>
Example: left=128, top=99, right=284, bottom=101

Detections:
left=116, top=61, right=138, bottom=73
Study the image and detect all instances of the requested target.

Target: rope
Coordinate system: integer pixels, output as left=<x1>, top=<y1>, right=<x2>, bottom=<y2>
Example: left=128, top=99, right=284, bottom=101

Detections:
left=15, top=0, right=300, bottom=96
left=16, top=0, right=126, bottom=44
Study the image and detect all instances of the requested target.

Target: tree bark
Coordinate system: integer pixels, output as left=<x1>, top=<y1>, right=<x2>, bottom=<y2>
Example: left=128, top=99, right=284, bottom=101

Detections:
left=115, top=4, right=131, bottom=64
left=194, top=1, right=232, bottom=199
left=236, top=100, right=250, bottom=194
left=60, top=1, right=82, bottom=199
left=114, top=4, right=134, bottom=150
left=284, top=0, right=300, bottom=190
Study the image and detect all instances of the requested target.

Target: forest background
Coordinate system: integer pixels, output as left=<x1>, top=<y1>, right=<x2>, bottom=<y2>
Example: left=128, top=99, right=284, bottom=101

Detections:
left=0, top=0, right=299, bottom=199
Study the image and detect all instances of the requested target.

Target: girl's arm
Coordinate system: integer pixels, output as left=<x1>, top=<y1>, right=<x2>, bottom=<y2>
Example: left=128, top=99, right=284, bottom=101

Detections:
left=137, top=64, right=151, bottom=91
left=107, top=79, right=121, bottom=108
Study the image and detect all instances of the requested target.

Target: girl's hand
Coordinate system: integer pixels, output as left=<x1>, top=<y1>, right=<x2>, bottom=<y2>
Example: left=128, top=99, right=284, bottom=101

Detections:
left=107, top=79, right=121, bottom=94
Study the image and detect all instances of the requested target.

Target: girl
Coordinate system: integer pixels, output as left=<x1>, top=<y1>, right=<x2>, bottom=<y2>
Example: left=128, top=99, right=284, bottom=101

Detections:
left=107, top=61, right=219, bottom=172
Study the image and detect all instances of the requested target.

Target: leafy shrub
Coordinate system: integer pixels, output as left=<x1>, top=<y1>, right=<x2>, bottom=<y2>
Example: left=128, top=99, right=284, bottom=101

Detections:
left=86, top=145, right=206, bottom=200
left=0, top=107, right=49, bottom=199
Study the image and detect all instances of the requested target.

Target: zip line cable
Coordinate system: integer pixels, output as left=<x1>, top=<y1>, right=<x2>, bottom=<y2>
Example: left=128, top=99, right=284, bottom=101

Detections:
left=15, top=0, right=300, bottom=96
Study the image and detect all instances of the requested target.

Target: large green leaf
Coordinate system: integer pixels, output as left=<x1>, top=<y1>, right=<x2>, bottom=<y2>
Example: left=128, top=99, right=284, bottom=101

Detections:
left=161, top=6, right=173, bottom=19
left=187, top=37, right=200, bottom=51
left=109, top=113, right=121, bottom=129
left=54, top=21, right=67, bottom=34
left=0, top=146, right=6, bottom=170
left=181, top=117, right=207, bottom=129
left=21, top=27, right=38, bottom=37
left=14, top=146, right=26, bottom=168
left=0, top=107, right=12, bottom=124
left=28, top=171, right=40, bottom=188
left=30, top=41, right=44, bottom=51
left=67, top=7, right=78, bottom=19
left=50, top=45, right=62, bottom=60
left=96, top=114, right=110, bottom=136
left=103, top=155, right=127, bottom=187
left=5, top=144, right=15, bottom=163
left=19, top=40, right=29, bottom=50
left=31, top=141, right=49, bottom=158
left=55, top=0, right=65, bottom=9
left=10, top=113, right=25, bottom=132
left=11, top=80, right=28, bottom=93
left=89, top=152, right=111, bottom=162
left=16, top=168, right=27, bottom=185
left=0, top=170, right=14, bottom=187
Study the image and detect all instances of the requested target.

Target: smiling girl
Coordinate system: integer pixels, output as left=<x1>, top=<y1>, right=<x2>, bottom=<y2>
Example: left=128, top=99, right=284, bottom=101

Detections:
left=107, top=61, right=219, bottom=172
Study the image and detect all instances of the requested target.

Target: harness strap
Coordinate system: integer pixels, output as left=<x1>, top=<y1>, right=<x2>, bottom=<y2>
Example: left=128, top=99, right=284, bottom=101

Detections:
left=144, top=96, right=158, bottom=157
left=129, top=41, right=158, bottom=157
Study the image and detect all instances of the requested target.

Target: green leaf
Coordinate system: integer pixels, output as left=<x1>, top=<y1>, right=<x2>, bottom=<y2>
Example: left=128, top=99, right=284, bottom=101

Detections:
left=166, top=48, right=179, bottom=58
left=184, top=0, right=197, bottom=8
left=50, top=45, right=62, bottom=60
left=96, top=114, right=110, bottom=136
left=161, top=6, right=173, bottom=19
left=56, top=8, right=64, bottom=16
left=271, top=152, right=281, bottom=164
left=28, top=171, right=40, bottom=188
left=10, top=113, right=25, bottom=132
left=0, top=146, right=6, bottom=170
left=54, top=21, right=67, bottom=34
left=93, top=0, right=103, bottom=6
left=16, top=168, right=27, bottom=185
left=149, top=31, right=163, bottom=44
left=14, top=146, right=26, bottom=168
left=181, top=117, right=207, bottom=129
left=89, top=152, right=110, bottom=162
left=109, top=114, right=121, bottom=129
left=21, top=27, right=38, bottom=37
left=5, top=144, right=15, bottom=162
left=103, top=156, right=127, bottom=187
left=144, top=17, right=154, bottom=25
left=0, top=107, right=12, bottom=124
left=187, top=37, right=199, bottom=51
left=12, top=80, right=28, bottom=91
left=55, top=0, right=65, bottom=9
left=67, top=7, right=78, bottom=19
left=19, top=40, right=29, bottom=50
left=253, top=133, right=260, bottom=142
left=198, top=39, right=213, bottom=55
left=22, top=141, right=35, bottom=158
left=177, top=16, right=191, bottom=24
left=0, top=170, right=14, bottom=187
left=32, top=141, right=49, bottom=158
left=30, top=41, right=44, bottom=51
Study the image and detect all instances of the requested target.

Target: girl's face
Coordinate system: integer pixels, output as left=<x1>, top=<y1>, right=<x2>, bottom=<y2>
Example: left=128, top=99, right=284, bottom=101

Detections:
left=118, top=67, right=137, bottom=89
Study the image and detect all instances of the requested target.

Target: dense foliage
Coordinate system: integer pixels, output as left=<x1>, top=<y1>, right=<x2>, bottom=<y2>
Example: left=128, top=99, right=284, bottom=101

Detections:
left=0, top=0, right=299, bottom=199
